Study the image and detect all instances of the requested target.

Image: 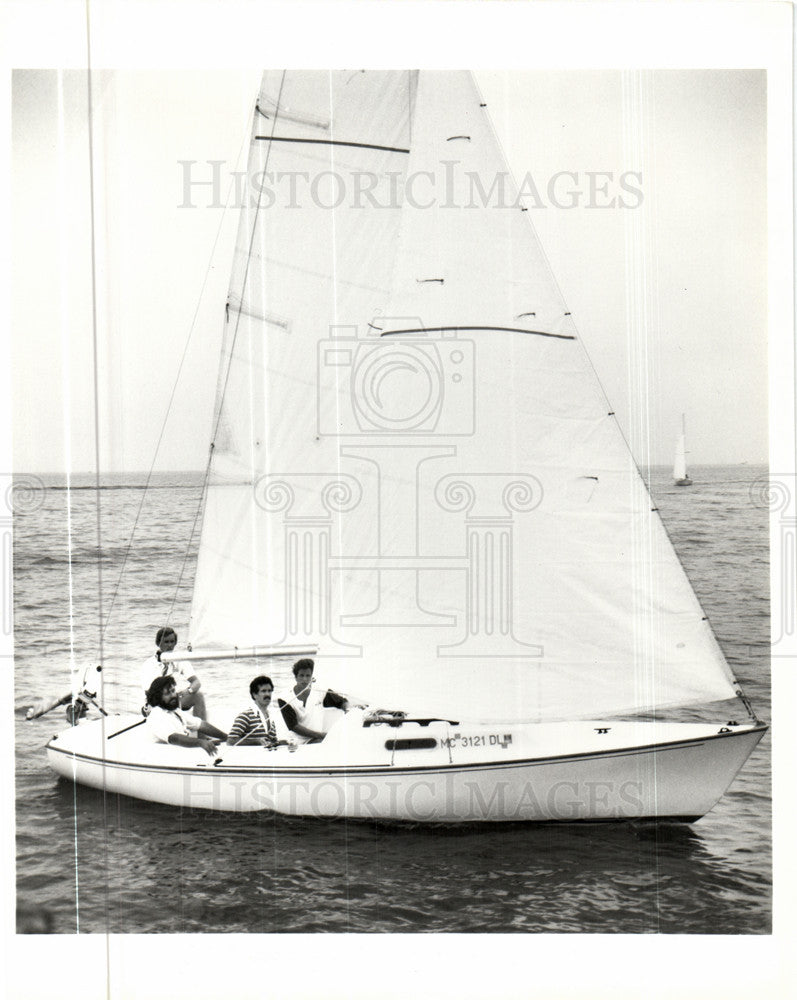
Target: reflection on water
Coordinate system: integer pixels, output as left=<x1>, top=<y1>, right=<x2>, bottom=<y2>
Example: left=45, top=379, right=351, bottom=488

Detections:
left=35, top=775, right=766, bottom=935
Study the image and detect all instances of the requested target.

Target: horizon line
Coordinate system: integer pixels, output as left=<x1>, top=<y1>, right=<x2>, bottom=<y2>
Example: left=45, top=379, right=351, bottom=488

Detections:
left=14, top=460, right=770, bottom=477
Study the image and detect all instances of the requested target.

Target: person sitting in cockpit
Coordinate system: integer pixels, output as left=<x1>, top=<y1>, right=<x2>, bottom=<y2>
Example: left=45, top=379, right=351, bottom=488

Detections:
left=227, top=675, right=290, bottom=747
left=277, top=658, right=353, bottom=744
left=145, top=676, right=226, bottom=756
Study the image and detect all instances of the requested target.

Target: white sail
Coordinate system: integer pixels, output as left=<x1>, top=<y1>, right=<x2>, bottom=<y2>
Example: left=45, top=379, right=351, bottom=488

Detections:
left=188, top=70, right=739, bottom=723
left=191, top=70, right=416, bottom=647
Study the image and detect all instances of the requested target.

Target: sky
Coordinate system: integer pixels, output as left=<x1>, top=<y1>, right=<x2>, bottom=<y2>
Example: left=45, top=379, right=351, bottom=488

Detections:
left=11, top=64, right=772, bottom=473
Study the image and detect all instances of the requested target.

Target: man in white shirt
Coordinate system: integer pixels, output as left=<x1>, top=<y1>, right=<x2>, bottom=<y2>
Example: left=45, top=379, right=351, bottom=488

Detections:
left=140, top=626, right=207, bottom=720
left=145, top=675, right=226, bottom=755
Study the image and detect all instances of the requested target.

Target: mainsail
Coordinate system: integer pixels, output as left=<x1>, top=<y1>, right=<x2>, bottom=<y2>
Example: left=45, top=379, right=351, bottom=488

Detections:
left=188, top=70, right=739, bottom=723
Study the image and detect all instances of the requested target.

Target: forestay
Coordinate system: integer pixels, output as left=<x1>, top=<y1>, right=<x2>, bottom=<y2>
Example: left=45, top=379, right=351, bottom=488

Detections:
left=188, top=70, right=740, bottom=724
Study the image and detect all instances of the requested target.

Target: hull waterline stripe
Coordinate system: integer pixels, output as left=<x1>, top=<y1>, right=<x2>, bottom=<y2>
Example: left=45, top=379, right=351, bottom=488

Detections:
left=380, top=326, right=576, bottom=341
left=255, top=136, right=410, bottom=154
left=46, top=724, right=765, bottom=781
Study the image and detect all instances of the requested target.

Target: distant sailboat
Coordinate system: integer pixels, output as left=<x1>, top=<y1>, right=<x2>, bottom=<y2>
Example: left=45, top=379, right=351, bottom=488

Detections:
left=673, top=414, right=693, bottom=486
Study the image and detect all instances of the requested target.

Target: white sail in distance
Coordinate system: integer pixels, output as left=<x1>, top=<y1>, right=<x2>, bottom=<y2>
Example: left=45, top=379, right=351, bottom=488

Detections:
left=188, top=70, right=739, bottom=723
left=673, top=414, right=690, bottom=482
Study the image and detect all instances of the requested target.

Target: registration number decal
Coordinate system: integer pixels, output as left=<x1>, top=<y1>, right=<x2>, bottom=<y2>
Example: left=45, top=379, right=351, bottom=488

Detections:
left=440, top=733, right=513, bottom=749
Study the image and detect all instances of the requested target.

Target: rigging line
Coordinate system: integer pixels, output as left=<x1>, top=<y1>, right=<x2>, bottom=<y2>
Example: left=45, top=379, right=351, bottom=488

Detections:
left=84, top=32, right=103, bottom=679
left=169, top=74, right=289, bottom=631
left=166, top=456, right=212, bottom=627
left=102, top=100, right=253, bottom=638
left=328, top=70, right=345, bottom=610
left=209, top=71, right=286, bottom=450
left=83, top=0, right=110, bottom=975
left=56, top=71, right=77, bottom=674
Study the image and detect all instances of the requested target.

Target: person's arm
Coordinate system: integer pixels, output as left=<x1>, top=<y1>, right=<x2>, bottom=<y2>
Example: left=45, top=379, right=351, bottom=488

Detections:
left=322, top=689, right=348, bottom=711
left=292, top=723, right=326, bottom=740
left=198, top=720, right=226, bottom=741
left=323, top=689, right=370, bottom=712
left=171, top=663, right=200, bottom=695
left=167, top=732, right=218, bottom=756
left=26, top=691, right=72, bottom=720
left=278, top=699, right=325, bottom=741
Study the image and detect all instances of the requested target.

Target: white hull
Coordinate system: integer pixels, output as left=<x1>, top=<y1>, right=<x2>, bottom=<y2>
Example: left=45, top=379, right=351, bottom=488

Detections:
left=46, top=714, right=766, bottom=822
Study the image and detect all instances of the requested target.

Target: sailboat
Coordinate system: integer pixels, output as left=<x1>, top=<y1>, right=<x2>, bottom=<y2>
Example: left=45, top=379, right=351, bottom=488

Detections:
left=45, top=71, right=765, bottom=821
left=673, top=413, right=693, bottom=486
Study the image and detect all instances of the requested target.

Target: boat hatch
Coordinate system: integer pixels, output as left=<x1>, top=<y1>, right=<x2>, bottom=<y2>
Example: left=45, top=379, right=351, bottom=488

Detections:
left=385, top=738, right=438, bottom=751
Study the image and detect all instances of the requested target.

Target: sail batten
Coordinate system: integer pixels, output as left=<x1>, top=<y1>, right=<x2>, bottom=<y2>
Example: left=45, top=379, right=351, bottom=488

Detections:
left=380, top=325, right=576, bottom=340
left=188, top=71, right=738, bottom=723
left=255, top=135, right=410, bottom=155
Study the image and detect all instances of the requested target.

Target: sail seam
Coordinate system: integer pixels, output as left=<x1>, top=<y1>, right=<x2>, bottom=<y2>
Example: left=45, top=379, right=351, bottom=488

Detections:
left=226, top=300, right=289, bottom=329
left=237, top=249, right=387, bottom=296
left=256, top=93, right=331, bottom=130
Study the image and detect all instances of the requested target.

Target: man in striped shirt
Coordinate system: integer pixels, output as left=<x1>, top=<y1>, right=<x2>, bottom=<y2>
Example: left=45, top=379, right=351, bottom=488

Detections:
left=227, top=675, right=287, bottom=747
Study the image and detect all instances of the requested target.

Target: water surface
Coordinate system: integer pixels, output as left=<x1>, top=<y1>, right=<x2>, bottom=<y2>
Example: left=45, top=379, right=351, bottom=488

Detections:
left=14, top=465, right=771, bottom=934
